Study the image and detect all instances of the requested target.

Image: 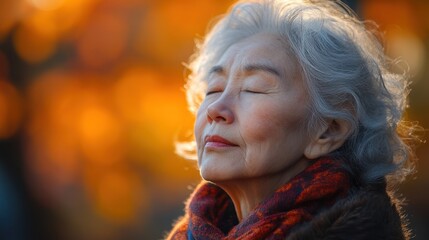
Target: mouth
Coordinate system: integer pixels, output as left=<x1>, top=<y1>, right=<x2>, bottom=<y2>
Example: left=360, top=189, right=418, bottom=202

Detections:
left=204, top=135, right=238, bottom=148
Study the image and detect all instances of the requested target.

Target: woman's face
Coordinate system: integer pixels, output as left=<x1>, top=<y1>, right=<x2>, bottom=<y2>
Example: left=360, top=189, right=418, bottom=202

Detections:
left=194, top=33, right=312, bottom=182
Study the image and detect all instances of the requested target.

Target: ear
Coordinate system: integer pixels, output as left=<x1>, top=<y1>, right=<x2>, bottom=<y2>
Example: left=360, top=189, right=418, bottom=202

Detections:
left=304, top=119, right=352, bottom=159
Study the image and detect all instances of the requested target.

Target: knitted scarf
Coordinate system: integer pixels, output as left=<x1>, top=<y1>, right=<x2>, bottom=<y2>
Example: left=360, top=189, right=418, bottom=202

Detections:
left=167, top=157, right=351, bottom=240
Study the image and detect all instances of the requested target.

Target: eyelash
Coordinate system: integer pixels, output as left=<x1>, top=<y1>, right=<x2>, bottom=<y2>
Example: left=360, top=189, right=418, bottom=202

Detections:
left=206, top=90, right=263, bottom=96
left=244, top=90, right=263, bottom=94
left=206, top=90, right=221, bottom=96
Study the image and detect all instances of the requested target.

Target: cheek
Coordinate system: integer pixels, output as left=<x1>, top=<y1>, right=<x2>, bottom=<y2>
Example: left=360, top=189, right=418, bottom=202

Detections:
left=240, top=105, right=283, bottom=140
left=240, top=105, right=305, bottom=145
left=194, top=107, right=207, bottom=148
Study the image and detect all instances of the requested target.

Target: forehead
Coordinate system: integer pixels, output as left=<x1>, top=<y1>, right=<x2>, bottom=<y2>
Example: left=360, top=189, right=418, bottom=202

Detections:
left=213, top=33, right=298, bottom=76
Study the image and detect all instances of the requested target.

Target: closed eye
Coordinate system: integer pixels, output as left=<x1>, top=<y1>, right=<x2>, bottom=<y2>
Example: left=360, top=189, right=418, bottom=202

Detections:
left=244, top=90, right=264, bottom=94
left=206, top=90, right=222, bottom=96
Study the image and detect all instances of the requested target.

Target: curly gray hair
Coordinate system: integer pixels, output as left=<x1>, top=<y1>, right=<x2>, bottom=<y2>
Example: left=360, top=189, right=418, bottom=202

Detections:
left=178, top=0, right=416, bottom=184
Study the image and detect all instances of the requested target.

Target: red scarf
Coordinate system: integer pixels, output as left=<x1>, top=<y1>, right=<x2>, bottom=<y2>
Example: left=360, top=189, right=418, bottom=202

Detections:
left=168, top=157, right=350, bottom=240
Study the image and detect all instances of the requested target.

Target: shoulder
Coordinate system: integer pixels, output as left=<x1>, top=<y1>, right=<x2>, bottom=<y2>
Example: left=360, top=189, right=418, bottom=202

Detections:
left=288, top=185, right=411, bottom=240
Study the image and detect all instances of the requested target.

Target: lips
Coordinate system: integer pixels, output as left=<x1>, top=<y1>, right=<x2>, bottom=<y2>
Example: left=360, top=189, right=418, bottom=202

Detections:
left=204, top=135, right=238, bottom=148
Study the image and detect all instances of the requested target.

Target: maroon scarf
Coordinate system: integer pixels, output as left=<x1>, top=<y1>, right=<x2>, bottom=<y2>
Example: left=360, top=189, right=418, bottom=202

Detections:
left=168, top=157, right=351, bottom=240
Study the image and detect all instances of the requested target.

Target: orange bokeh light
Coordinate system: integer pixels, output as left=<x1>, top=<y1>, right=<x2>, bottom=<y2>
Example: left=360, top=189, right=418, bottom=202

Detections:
left=13, top=14, right=58, bottom=63
left=0, top=79, right=23, bottom=139
left=0, top=0, right=31, bottom=40
left=78, top=102, right=125, bottom=167
left=0, top=80, right=23, bottom=139
left=77, top=11, right=129, bottom=68
left=28, top=0, right=66, bottom=11
left=84, top=168, right=146, bottom=224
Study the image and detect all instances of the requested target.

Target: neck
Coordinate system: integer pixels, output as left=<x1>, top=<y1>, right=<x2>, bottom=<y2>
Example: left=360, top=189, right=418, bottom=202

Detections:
left=215, top=158, right=310, bottom=221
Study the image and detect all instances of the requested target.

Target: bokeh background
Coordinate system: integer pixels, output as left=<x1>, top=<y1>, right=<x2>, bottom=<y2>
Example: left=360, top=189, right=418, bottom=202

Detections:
left=0, top=0, right=427, bottom=239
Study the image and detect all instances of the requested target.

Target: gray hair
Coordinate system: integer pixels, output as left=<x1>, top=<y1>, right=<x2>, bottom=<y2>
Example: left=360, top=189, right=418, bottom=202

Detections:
left=179, top=0, right=417, bottom=184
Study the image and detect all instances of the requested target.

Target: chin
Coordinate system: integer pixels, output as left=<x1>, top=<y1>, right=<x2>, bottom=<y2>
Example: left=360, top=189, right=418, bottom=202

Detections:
left=199, top=168, right=220, bottom=182
left=199, top=166, right=232, bottom=183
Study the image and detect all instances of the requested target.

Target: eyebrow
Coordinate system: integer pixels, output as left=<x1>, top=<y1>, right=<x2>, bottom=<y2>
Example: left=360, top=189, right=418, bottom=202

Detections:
left=208, top=65, right=224, bottom=75
left=208, top=63, right=281, bottom=77
left=244, top=63, right=281, bottom=77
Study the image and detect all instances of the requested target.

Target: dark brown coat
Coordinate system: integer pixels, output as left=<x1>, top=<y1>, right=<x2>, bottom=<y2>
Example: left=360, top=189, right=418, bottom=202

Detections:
left=287, top=185, right=411, bottom=240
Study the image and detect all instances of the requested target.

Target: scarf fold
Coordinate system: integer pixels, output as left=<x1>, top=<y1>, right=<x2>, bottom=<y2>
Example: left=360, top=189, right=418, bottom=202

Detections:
left=168, top=157, right=351, bottom=240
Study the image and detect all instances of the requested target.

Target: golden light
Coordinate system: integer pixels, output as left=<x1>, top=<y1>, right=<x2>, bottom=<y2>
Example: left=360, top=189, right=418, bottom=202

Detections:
left=113, top=66, right=193, bottom=152
left=24, top=71, right=82, bottom=204
left=113, top=67, right=156, bottom=125
left=13, top=14, right=57, bottom=63
left=77, top=11, right=129, bottom=68
left=78, top=102, right=125, bottom=167
left=135, top=0, right=233, bottom=64
left=386, top=29, right=426, bottom=77
left=27, top=0, right=99, bottom=40
left=363, top=1, right=418, bottom=31
left=0, top=0, right=31, bottom=40
left=24, top=69, right=147, bottom=223
left=0, top=80, right=23, bottom=139
left=363, top=1, right=426, bottom=77
left=28, top=0, right=65, bottom=11
left=84, top=168, right=146, bottom=224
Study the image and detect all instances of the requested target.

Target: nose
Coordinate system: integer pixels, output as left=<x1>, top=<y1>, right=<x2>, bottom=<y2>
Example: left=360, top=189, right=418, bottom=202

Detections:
left=206, top=96, right=234, bottom=124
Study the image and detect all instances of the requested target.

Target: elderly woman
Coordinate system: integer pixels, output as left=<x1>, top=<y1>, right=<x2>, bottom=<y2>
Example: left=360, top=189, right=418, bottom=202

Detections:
left=168, top=0, right=417, bottom=239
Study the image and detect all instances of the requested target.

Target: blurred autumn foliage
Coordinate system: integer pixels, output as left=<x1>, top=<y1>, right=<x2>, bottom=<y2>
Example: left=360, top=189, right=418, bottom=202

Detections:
left=0, top=0, right=428, bottom=239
